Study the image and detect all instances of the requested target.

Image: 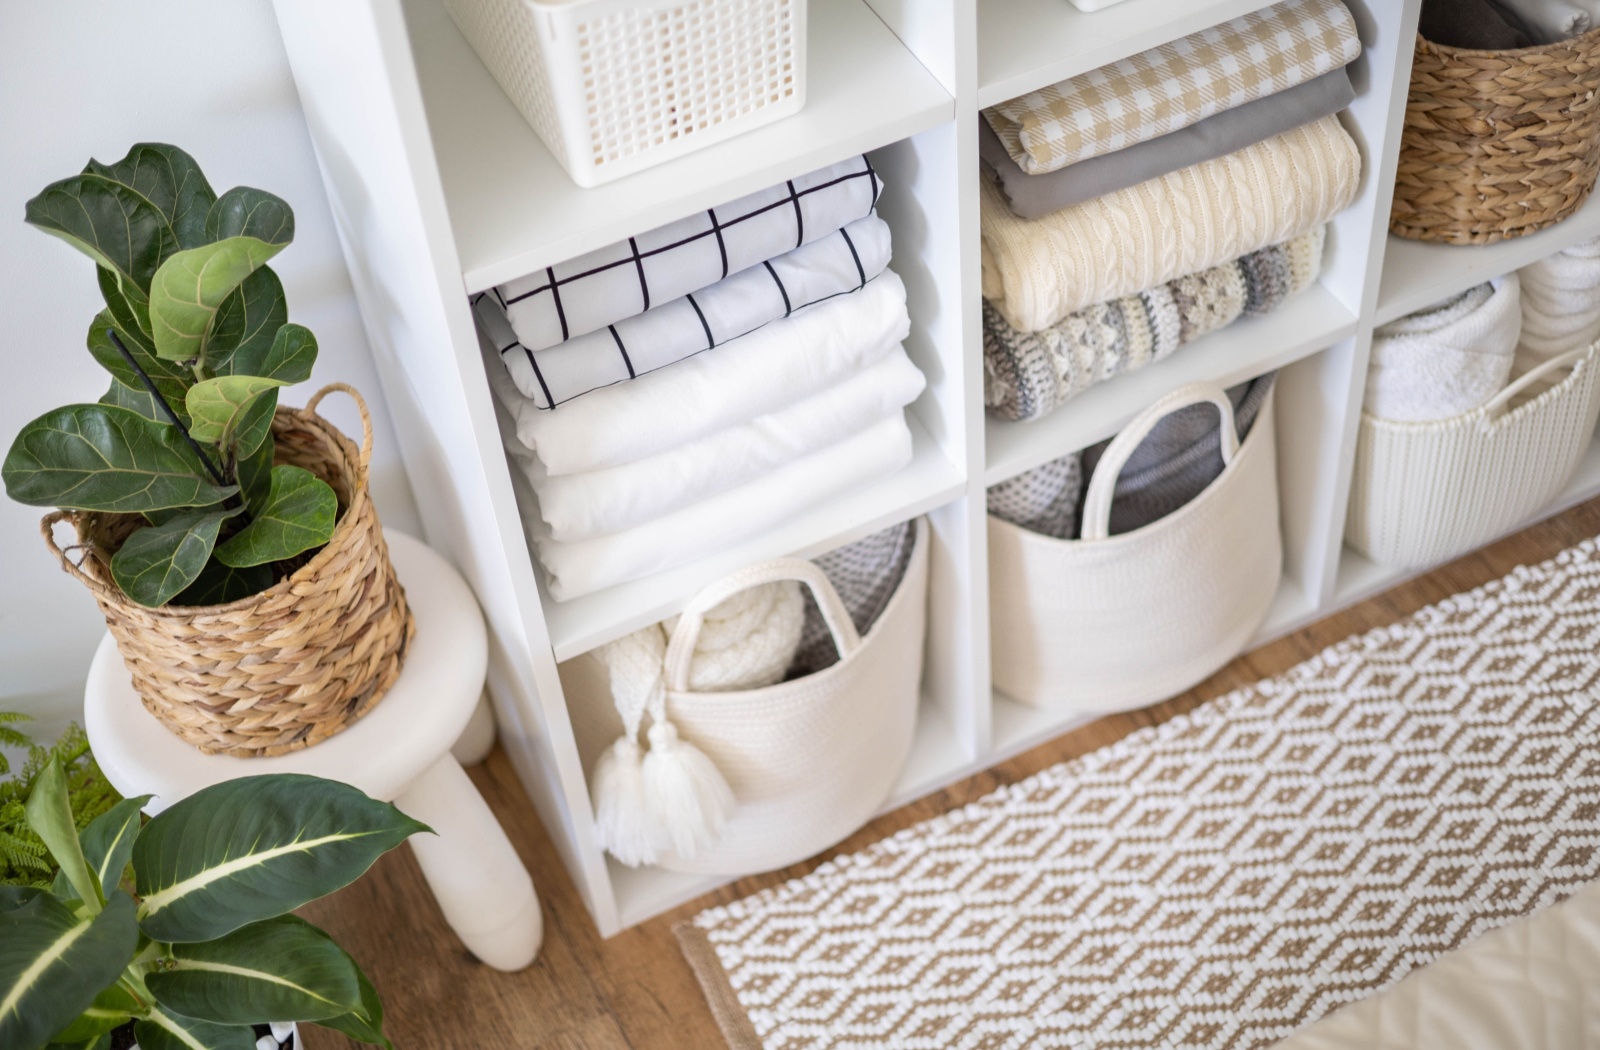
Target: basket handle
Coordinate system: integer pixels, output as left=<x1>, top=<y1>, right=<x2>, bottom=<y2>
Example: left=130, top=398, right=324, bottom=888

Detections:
left=662, top=558, right=861, bottom=693
left=304, top=383, right=374, bottom=475
left=39, top=511, right=112, bottom=597
left=1479, top=345, right=1589, bottom=421
left=1079, top=382, right=1238, bottom=541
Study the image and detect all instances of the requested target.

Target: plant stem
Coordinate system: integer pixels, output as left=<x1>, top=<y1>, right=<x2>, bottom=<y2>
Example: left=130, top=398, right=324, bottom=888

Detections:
left=105, top=329, right=230, bottom=489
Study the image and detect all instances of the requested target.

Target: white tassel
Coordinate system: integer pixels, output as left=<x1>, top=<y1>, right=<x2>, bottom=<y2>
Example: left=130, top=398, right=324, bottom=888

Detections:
left=590, top=736, right=659, bottom=866
left=642, top=721, right=734, bottom=860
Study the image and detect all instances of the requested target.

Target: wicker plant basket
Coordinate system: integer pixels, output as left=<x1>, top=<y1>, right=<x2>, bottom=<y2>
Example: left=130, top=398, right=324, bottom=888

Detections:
left=1390, top=27, right=1600, bottom=245
left=41, top=384, right=414, bottom=757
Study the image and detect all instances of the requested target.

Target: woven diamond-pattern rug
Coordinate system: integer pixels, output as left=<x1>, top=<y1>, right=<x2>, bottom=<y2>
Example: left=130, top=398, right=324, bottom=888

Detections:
left=678, top=537, right=1600, bottom=1049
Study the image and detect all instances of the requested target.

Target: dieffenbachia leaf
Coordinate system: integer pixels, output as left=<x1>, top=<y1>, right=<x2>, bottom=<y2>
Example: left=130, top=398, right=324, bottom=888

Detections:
left=25, top=759, right=102, bottom=910
left=86, top=314, right=191, bottom=427
left=184, top=376, right=286, bottom=446
left=0, top=891, right=138, bottom=1050
left=84, top=143, right=218, bottom=252
left=205, top=187, right=294, bottom=246
left=214, top=466, right=335, bottom=568
left=132, top=1008, right=254, bottom=1050
left=132, top=774, right=427, bottom=943
left=171, top=558, right=275, bottom=608
left=2, top=404, right=236, bottom=513
left=205, top=267, right=287, bottom=379
left=0, top=886, right=43, bottom=911
left=79, top=796, right=152, bottom=898
left=111, top=508, right=240, bottom=608
left=46, top=983, right=141, bottom=1045
left=315, top=946, right=392, bottom=1049
left=146, top=914, right=360, bottom=1023
left=148, top=236, right=286, bottom=363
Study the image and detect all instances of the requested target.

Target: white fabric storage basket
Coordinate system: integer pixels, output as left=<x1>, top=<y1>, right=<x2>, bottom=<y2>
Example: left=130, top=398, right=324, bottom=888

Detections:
left=990, top=383, right=1282, bottom=711
left=443, top=0, right=806, bottom=187
left=1347, top=342, right=1600, bottom=569
left=562, top=518, right=927, bottom=876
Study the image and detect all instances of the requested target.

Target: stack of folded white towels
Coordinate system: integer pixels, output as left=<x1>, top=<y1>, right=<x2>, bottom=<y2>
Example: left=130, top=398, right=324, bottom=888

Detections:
left=479, top=156, right=925, bottom=601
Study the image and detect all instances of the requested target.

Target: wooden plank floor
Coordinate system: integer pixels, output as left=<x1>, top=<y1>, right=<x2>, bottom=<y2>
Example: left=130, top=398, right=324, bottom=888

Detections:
left=300, top=496, right=1600, bottom=1050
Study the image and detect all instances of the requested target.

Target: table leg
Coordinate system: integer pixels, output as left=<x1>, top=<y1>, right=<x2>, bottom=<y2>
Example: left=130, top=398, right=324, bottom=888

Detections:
left=451, top=690, right=497, bottom=767
left=395, top=754, right=542, bottom=971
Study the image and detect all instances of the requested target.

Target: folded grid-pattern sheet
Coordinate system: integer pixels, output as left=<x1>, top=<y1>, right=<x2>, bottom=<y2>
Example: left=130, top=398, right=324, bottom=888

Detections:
left=979, top=67, right=1356, bottom=220
left=494, top=155, right=881, bottom=352
left=981, top=0, right=1360, bottom=175
left=980, top=114, right=1361, bottom=332
left=985, top=226, right=1323, bottom=422
left=483, top=214, right=893, bottom=409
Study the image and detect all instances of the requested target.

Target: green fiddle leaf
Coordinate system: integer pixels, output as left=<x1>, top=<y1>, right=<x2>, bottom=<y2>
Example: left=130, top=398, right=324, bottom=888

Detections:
left=79, top=796, right=152, bottom=898
left=97, top=266, right=153, bottom=343
left=316, top=948, right=392, bottom=1049
left=0, top=891, right=138, bottom=1050
left=2, top=404, right=236, bottom=513
left=25, top=176, right=176, bottom=295
left=47, top=984, right=141, bottom=1044
left=0, top=886, right=43, bottom=911
left=110, top=509, right=239, bottom=608
left=146, top=914, right=359, bottom=1023
left=170, top=558, right=275, bottom=608
left=184, top=375, right=286, bottom=446
left=206, top=267, right=287, bottom=379
left=205, top=186, right=294, bottom=246
left=236, top=425, right=274, bottom=515
left=231, top=388, right=278, bottom=461
left=214, top=466, right=335, bottom=568
left=25, top=759, right=102, bottom=910
left=247, top=323, right=317, bottom=384
left=86, top=314, right=191, bottom=426
left=48, top=1034, right=112, bottom=1050
left=132, top=774, right=427, bottom=943
left=132, top=1008, right=254, bottom=1050
left=99, top=379, right=161, bottom=424
left=84, top=143, right=217, bottom=252
left=149, top=236, right=286, bottom=363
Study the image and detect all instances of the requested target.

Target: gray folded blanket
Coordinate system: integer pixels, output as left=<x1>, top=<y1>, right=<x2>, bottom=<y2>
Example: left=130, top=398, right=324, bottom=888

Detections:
left=979, top=68, right=1355, bottom=220
left=790, top=519, right=917, bottom=677
left=989, top=372, right=1276, bottom=539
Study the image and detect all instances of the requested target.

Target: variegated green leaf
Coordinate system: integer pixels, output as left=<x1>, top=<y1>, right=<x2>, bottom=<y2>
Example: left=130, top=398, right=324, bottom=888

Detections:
left=132, top=1008, right=254, bottom=1050
left=148, top=237, right=285, bottom=363
left=79, top=797, right=151, bottom=898
left=110, top=509, right=238, bottom=608
left=214, top=466, right=335, bottom=569
left=147, top=915, right=358, bottom=1023
left=184, top=376, right=285, bottom=446
left=0, top=891, right=138, bottom=1050
left=133, top=774, right=427, bottom=943
left=315, top=947, right=392, bottom=1049
left=25, top=759, right=100, bottom=910
left=46, top=983, right=141, bottom=1044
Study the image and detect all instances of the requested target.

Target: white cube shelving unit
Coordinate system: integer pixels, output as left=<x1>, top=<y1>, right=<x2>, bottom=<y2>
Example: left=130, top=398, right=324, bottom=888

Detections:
left=270, top=0, right=1600, bottom=936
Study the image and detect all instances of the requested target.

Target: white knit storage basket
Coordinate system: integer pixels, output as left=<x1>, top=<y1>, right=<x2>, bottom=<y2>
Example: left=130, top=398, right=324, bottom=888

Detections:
left=1346, top=343, right=1600, bottom=569
left=562, top=518, right=928, bottom=876
left=442, top=0, right=806, bottom=187
left=990, top=383, right=1282, bottom=712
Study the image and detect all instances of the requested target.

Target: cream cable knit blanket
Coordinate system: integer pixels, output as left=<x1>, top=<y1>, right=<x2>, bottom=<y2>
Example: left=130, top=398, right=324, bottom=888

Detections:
left=980, top=115, right=1361, bottom=333
left=1365, top=276, right=1522, bottom=423
left=1516, top=234, right=1600, bottom=375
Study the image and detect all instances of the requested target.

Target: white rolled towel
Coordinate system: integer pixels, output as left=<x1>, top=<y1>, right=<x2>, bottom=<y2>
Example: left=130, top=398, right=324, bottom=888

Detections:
left=1365, top=276, right=1521, bottom=422
left=1516, top=234, right=1600, bottom=375
left=1503, top=0, right=1599, bottom=39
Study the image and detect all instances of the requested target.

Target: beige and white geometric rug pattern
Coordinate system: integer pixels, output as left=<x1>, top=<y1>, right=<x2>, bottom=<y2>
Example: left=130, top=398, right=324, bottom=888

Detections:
left=678, top=537, right=1600, bottom=1049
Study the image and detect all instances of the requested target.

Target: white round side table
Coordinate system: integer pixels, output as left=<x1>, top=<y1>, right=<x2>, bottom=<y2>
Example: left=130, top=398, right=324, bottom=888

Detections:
left=84, top=531, right=542, bottom=972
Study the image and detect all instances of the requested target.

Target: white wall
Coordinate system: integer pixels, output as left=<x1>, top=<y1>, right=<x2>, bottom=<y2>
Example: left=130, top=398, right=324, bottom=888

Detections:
left=0, top=1, right=421, bottom=744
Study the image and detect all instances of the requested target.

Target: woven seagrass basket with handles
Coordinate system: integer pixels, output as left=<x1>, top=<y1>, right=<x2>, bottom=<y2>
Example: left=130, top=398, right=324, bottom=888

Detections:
left=41, top=384, right=414, bottom=758
left=1391, top=26, right=1600, bottom=245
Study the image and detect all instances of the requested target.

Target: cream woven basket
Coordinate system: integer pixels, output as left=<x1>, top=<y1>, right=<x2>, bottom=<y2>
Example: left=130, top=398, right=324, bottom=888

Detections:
left=1346, top=343, right=1600, bottom=569
left=562, top=517, right=928, bottom=876
left=990, top=383, right=1282, bottom=712
left=443, top=0, right=806, bottom=187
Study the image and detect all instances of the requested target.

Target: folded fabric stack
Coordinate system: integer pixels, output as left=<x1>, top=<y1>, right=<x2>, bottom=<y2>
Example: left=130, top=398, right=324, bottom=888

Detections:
left=1420, top=0, right=1600, bottom=49
left=1517, top=234, right=1600, bottom=373
left=989, top=373, right=1276, bottom=539
left=480, top=156, right=925, bottom=601
left=978, top=0, right=1361, bottom=421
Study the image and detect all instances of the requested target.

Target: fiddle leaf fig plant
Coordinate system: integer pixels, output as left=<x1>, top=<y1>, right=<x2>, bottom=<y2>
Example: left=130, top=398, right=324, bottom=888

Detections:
left=2, top=144, right=337, bottom=608
left=0, top=764, right=422, bottom=1050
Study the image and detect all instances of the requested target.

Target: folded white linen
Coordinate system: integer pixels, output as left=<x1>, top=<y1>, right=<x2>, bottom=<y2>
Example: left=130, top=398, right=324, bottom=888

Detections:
left=485, top=215, right=893, bottom=408
left=526, top=414, right=915, bottom=601
left=494, top=155, right=881, bottom=351
left=1364, top=275, right=1522, bottom=422
left=1516, top=234, right=1600, bottom=375
left=525, top=349, right=926, bottom=541
left=498, top=270, right=911, bottom=476
left=1504, top=0, right=1600, bottom=39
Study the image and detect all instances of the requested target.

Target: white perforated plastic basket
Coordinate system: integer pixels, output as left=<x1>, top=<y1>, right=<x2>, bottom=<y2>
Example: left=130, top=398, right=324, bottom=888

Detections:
left=443, top=0, right=807, bottom=187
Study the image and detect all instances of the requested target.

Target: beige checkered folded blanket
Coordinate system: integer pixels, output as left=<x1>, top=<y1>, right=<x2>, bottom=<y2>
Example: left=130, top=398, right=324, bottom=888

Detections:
left=983, top=0, right=1361, bottom=175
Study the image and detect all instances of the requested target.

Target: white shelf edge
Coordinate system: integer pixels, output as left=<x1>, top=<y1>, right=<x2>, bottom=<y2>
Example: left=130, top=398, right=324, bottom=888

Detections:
left=984, top=284, right=1358, bottom=486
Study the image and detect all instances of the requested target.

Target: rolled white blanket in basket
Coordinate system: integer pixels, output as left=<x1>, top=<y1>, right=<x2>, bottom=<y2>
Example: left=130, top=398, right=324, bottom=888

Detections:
left=1503, top=0, right=1600, bottom=40
left=526, top=413, right=915, bottom=601
left=981, top=0, right=1360, bottom=175
left=980, top=115, right=1361, bottom=332
left=514, top=348, right=926, bottom=542
left=1516, top=234, right=1600, bottom=375
left=496, top=271, right=911, bottom=476
left=1365, top=276, right=1521, bottom=422
left=494, top=155, right=881, bottom=351
left=483, top=215, right=893, bottom=408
